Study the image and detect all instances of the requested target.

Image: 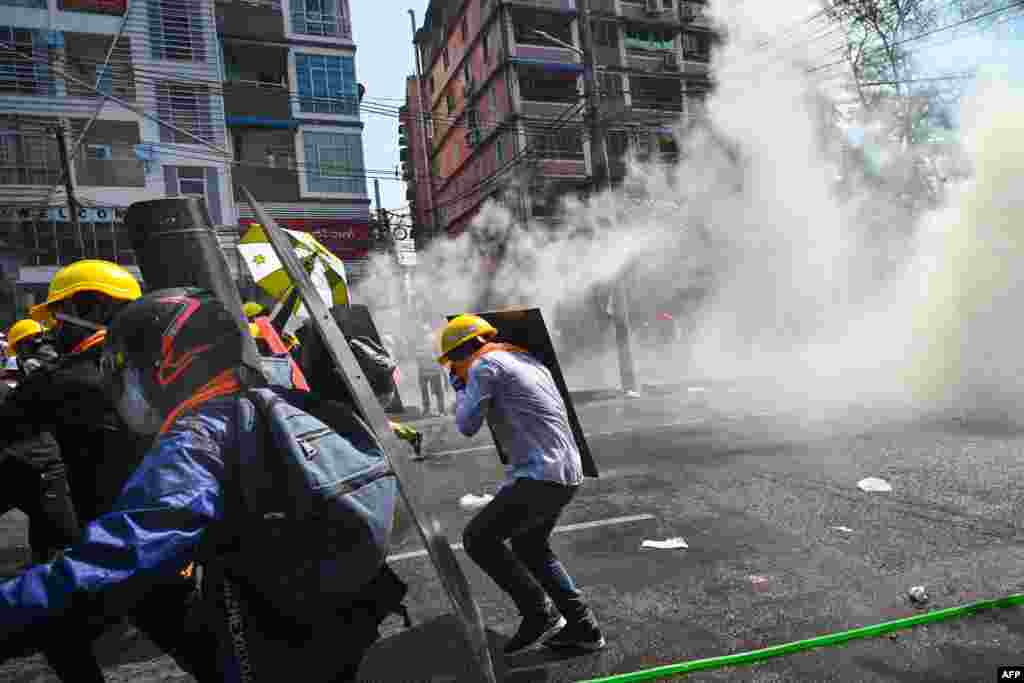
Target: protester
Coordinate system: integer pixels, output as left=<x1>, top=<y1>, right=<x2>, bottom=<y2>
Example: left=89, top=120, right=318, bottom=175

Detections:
left=414, top=323, right=446, bottom=416
left=0, top=260, right=149, bottom=681
left=0, top=288, right=406, bottom=682
left=438, top=314, right=605, bottom=655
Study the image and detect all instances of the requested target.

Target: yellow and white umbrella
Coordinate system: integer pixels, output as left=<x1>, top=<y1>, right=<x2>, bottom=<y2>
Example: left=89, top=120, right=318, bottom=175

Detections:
left=238, top=223, right=349, bottom=332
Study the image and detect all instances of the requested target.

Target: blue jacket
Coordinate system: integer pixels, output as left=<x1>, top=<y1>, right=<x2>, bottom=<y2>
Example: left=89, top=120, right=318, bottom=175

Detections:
left=0, top=397, right=232, bottom=649
left=0, top=391, right=384, bottom=682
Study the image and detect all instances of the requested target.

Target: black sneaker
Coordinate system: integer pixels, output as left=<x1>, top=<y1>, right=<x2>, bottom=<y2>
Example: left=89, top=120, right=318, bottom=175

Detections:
left=544, top=620, right=606, bottom=651
left=503, top=612, right=566, bottom=655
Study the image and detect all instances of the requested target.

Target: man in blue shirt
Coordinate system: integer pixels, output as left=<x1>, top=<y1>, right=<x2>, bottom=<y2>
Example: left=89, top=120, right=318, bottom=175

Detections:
left=438, top=314, right=605, bottom=655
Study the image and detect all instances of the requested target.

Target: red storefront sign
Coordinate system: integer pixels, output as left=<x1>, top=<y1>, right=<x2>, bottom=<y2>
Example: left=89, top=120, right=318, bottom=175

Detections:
left=60, top=0, right=126, bottom=14
left=239, top=218, right=370, bottom=260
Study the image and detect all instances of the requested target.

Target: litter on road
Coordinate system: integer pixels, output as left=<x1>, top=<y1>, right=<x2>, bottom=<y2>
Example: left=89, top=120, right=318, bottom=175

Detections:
left=829, top=525, right=855, bottom=533
left=641, top=537, right=688, bottom=550
left=458, top=493, right=494, bottom=510
left=857, top=477, right=893, bottom=492
left=909, top=586, right=930, bottom=604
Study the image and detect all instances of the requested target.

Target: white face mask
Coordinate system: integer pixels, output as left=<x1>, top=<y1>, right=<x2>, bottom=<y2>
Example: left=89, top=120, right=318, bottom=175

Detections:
left=115, top=365, right=164, bottom=435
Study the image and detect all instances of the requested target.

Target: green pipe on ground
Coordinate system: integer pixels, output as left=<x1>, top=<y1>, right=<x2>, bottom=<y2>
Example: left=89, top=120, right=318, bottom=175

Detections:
left=578, top=593, right=1024, bottom=683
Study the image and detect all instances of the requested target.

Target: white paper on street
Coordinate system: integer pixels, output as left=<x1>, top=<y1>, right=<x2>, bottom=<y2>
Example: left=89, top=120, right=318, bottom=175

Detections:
left=641, top=537, right=689, bottom=550
left=857, top=477, right=892, bottom=492
left=459, top=494, right=495, bottom=510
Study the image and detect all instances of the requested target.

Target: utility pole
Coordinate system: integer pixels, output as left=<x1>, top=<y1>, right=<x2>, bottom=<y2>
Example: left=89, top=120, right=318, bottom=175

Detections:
left=577, top=0, right=638, bottom=395
left=53, top=124, right=84, bottom=252
left=408, top=9, right=439, bottom=241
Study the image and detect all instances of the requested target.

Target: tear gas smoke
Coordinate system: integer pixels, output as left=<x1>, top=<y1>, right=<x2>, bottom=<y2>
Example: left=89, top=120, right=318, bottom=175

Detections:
left=354, top=0, right=1024, bottom=429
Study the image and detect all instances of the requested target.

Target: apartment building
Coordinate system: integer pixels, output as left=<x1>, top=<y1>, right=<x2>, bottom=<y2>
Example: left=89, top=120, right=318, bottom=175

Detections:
left=408, top=0, right=712, bottom=236
left=220, top=0, right=372, bottom=283
left=0, top=0, right=232, bottom=313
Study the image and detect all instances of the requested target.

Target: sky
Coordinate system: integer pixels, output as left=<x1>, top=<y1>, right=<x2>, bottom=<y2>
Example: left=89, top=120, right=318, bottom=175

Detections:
left=350, top=2, right=421, bottom=216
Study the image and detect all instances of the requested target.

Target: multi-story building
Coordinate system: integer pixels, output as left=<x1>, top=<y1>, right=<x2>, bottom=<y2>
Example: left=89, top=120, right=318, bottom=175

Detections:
left=219, top=0, right=372, bottom=284
left=406, top=0, right=712, bottom=237
left=0, top=0, right=370, bottom=322
left=0, top=0, right=232, bottom=313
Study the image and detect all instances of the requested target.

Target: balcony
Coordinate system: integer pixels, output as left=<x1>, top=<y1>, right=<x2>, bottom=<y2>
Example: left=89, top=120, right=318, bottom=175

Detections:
left=64, top=32, right=135, bottom=101
left=626, top=51, right=680, bottom=74
left=514, top=44, right=580, bottom=65
left=630, top=76, right=683, bottom=112
left=502, top=0, right=576, bottom=10
left=224, top=82, right=292, bottom=122
left=0, top=166, right=60, bottom=186
left=75, top=158, right=145, bottom=187
left=233, top=164, right=299, bottom=203
left=216, top=0, right=285, bottom=42
left=620, top=0, right=681, bottom=25
left=520, top=99, right=583, bottom=120
left=681, top=2, right=713, bottom=28
left=682, top=58, right=710, bottom=75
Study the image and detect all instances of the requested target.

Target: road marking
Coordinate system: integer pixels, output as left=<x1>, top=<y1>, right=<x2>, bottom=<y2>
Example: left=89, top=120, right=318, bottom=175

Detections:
left=386, top=513, right=656, bottom=563
left=427, top=420, right=705, bottom=458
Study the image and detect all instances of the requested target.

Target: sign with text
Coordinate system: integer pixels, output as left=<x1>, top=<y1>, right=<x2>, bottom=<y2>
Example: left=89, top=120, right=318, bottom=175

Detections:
left=239, top=218, right=370, bottom=259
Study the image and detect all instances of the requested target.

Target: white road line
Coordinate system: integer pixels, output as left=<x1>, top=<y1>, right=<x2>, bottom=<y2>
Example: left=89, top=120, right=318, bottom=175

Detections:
left=386, top=513, right=656, bottom=563
left=427, top=420, right=704, bottom=458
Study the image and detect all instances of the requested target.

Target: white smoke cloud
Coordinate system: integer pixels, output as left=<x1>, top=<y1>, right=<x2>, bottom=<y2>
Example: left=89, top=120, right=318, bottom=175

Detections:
left=353, top=0, right=1023, bottom=428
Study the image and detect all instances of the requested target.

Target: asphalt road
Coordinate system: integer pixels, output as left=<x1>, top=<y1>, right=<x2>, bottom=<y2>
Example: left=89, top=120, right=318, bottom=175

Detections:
left=4, top=385, right=1024, bottom=682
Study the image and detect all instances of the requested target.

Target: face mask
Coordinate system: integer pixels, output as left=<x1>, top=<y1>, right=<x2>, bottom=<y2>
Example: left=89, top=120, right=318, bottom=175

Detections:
left=115, top=365, right=164, bottom=435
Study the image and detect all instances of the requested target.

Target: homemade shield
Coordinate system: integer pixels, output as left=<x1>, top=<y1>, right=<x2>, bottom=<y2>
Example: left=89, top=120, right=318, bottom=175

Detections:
left=446, top=308, right=598, bottom=478
left=296, top=303, right=405, bottom=413
left=238, top=186, right=496, bottom=683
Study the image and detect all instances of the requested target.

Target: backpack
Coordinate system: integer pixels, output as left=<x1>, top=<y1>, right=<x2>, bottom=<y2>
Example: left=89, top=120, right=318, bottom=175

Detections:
left=221, top=386, right=402, bottom=627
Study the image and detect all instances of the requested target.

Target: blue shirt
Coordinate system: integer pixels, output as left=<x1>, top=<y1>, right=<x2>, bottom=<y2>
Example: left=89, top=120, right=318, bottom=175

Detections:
left=454, top=349, right=583, bottom=489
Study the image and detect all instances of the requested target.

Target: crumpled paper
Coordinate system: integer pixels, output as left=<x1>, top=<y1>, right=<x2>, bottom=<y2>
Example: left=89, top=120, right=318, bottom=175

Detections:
left=857, top=477, right=892, bottom=492
left=459, top=493, right=494, bottom=510
left=641, top=537, right=688, bottom=550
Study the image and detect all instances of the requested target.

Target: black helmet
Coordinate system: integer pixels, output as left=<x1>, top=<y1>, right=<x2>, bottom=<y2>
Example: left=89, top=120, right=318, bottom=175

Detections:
left=105, top=288, right=246, bottom=413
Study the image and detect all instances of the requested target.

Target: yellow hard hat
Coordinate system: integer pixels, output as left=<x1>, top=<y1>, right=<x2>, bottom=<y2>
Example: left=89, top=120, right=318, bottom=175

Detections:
left=437, top=314, right=497, bottom=364
left=31, top=259, right=141, bottom=323
left=6, top=319, right=44, bottom=357
left=243, top=301, right=264, bottom=320
left=249, top=322, right=262, bottom=338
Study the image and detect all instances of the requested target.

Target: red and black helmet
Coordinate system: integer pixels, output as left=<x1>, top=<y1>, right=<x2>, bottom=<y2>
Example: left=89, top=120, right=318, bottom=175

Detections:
left=105, top=287, right=246, bottom=412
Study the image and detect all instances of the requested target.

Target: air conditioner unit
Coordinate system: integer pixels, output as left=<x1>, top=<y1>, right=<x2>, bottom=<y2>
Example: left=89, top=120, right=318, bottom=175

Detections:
left=662, top=52, right=679, bottom=71
left=645, top=0, right=663, bottom=14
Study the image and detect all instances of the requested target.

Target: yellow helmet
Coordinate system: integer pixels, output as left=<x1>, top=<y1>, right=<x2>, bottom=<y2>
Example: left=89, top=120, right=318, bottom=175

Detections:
left=437, top=314, right=497, bottom=364
left=243, top=301, right=264, bottom=320
left=6, top=319, right=44, bottom=357
left=31, top=259, right=141, bottom=323
left=249, top=322, right=262, bottom=338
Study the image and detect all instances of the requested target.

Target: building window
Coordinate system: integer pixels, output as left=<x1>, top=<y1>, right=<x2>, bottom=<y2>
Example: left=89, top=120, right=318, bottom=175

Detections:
left=156, top=81, right=213, bottom=144
left=95, top=64, right=112, bottom=95
left=535, top=129, right=584, bottom=160
left=303, top=131, right=365, bottom=194
left=518, top=66, right=578, bottom=103
left=3, top=0, right=45, bottom=9
left=0, top=28, right=53, bottom=95
left=295, top=53, right=358, bottom=115
left=149, top=0, right=206, bottom=62
left=0, top=127, right=60, bottom=185
left=482, top=29, right=489, bottom=63
left=489, top=84, right=497, bottom=113
left=495, top=136, right=503, bottom=163
left=446, top=92, right=455, bottom=115
left=442, top=46, right=449, bottom=69
left=682, top=32, right=710, bottom=60
left=177, top=167, right=206, bottom=198
left=592, top=21, right=618, bottom=47
left=291, top=0, right=349, bottom=38
left=461, top=16, right=468, bottom=42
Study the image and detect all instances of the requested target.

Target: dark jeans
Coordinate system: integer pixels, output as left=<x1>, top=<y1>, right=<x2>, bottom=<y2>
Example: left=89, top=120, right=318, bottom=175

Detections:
left=418, top=369, right=445, bottom=414
left=462, top=479, right=594, bottom=626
